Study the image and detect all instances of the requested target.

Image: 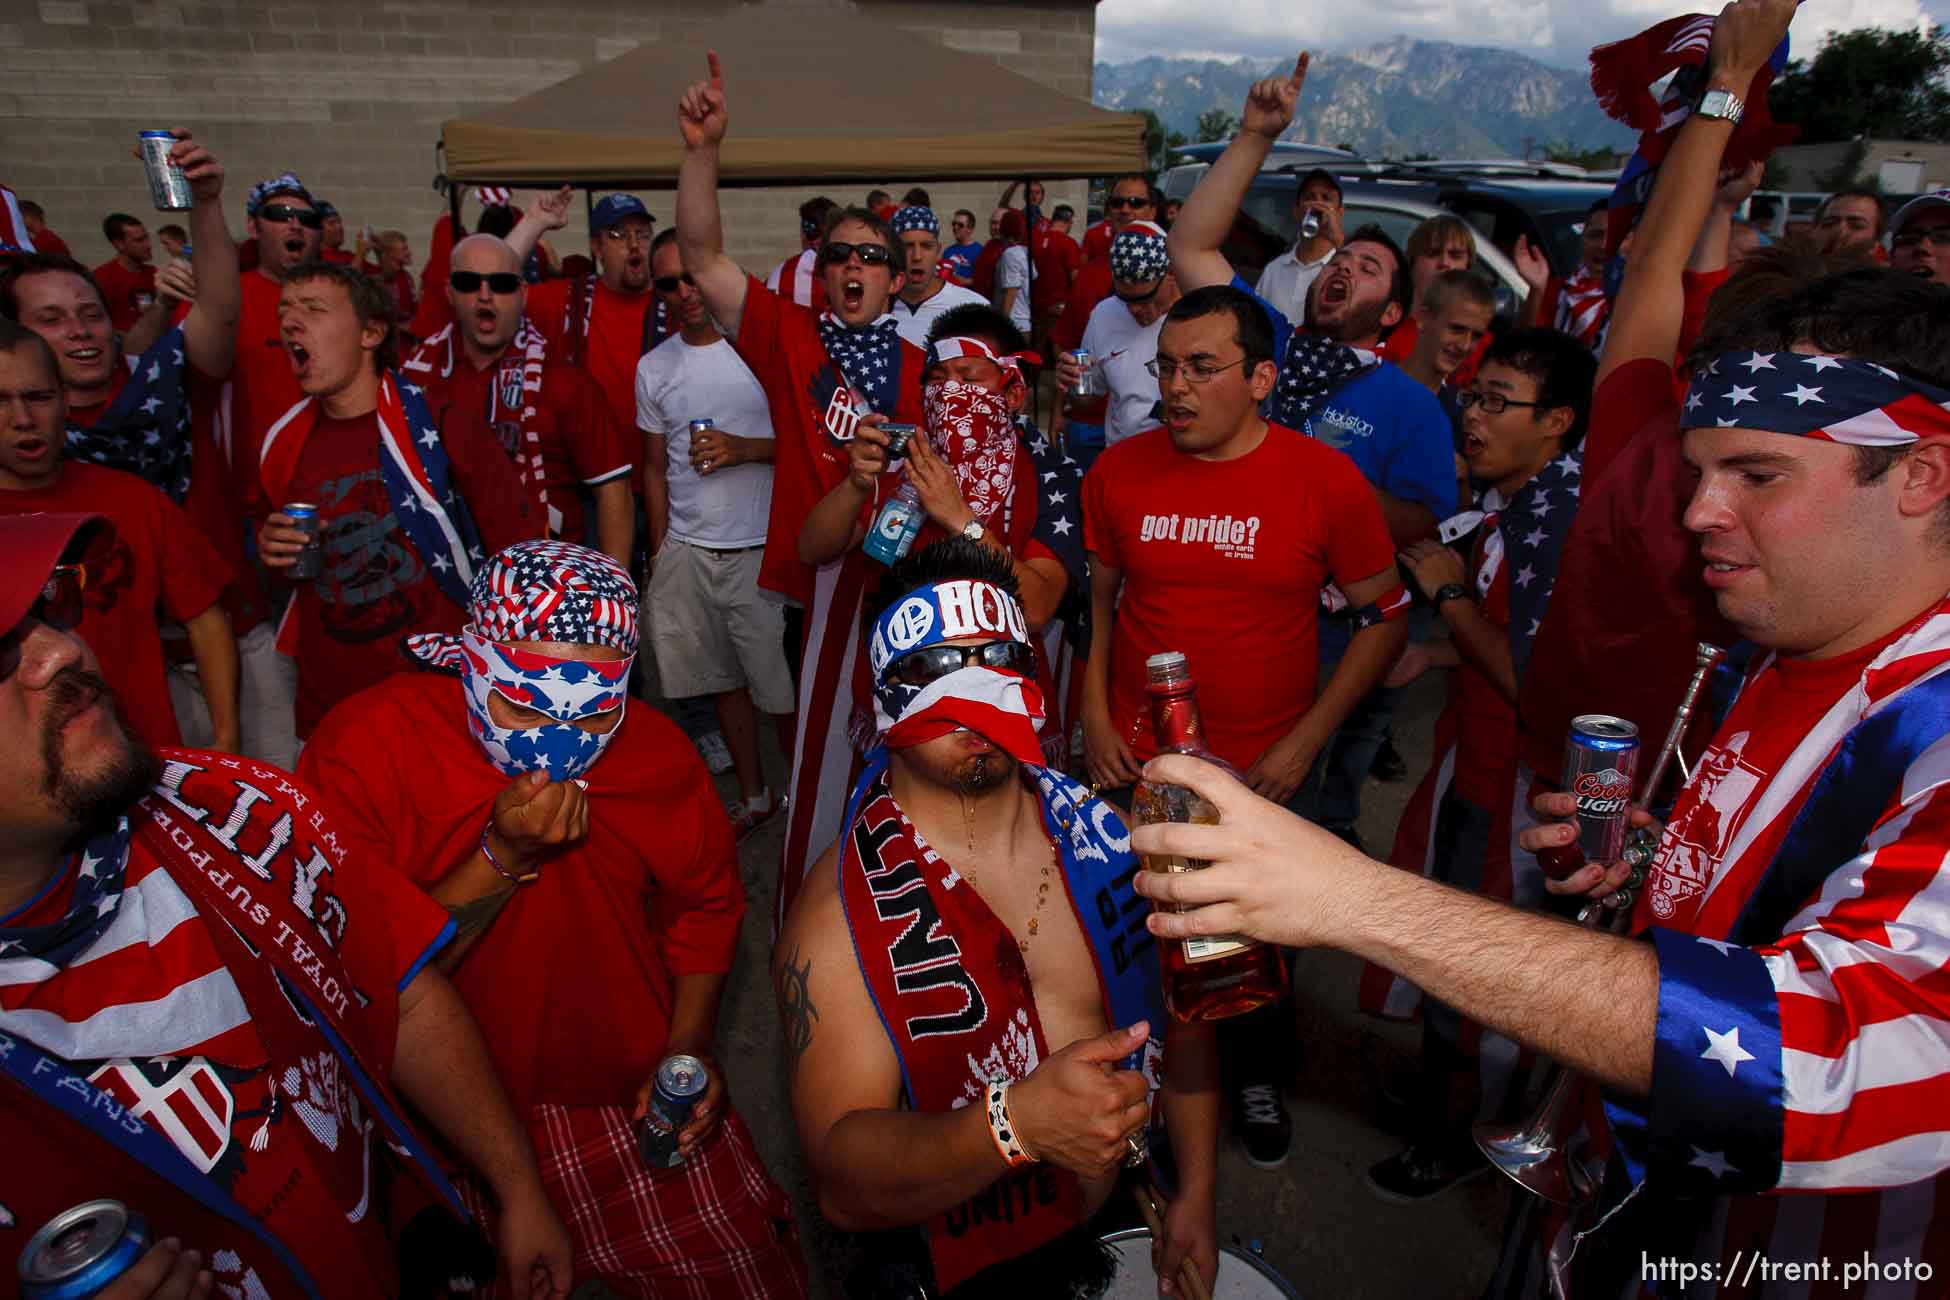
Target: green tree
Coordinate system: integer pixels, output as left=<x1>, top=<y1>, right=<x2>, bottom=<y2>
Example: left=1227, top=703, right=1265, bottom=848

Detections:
left=1196, top=108, right=1239, bottom=144
left=1139, top=109, right=1167, bottom=171
left=1769, top=25, right=1950, bottom=143
left=1814, top=138, right=1873, bottom=190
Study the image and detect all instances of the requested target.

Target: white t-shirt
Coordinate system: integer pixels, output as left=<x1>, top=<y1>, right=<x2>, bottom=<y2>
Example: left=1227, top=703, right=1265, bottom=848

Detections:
left=1080, top=295, right=1164, bottom=446
left=890, top=279, right=988, bottom=349
left=996, top=245, right=1033, bottom=333
left=635, top=334, right=775, bottom=549
left=1254, top=246, right=1334, bottom=331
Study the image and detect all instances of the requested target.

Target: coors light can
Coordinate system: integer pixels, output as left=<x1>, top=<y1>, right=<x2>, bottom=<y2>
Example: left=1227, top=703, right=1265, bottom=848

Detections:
left=1562, top=715, right=1639, bottom=866
left=138, top=131, right=193, bottom=212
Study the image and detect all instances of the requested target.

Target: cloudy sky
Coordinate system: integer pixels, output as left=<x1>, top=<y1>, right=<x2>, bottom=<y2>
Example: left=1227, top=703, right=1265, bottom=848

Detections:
left=1094, top=0, right=1947, bottom=71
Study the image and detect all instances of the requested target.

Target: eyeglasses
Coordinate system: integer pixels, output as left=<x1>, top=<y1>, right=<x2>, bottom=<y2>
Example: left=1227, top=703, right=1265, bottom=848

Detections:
left=258, top=204, right=323, bottom=230
left=821, top=241, right=894, bottom=267
left=601, top=227, right=654, bottom=246
left=1147, top=356, right=1249, bottom=385
left=1107, top=196, right=1150, bottom=210
left=1894, top=227, right=1950, bottom=250
left=0, top=564, right=84, bottom=682
left=1455, top=389, right=1546, bottom=415
left=449, top=270, right=523, bottom=294
left=653, top=272, right=696, bottom=294
left=885, top=640, right=1036, bottom=689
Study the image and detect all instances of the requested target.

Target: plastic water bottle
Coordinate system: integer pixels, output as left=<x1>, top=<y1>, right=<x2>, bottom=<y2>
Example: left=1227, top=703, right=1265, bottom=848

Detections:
left=864, top=477, right=926, bottom=566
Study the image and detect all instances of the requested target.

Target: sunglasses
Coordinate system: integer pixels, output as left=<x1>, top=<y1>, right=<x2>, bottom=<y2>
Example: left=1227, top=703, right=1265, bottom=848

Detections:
left=0, top=565, right=85, bottom=682
left=449, top=270, right=523, bottom=294
left=821, top=241, right=894, bottom=268
left=653, top=272, right=696, bottom=294
left=1107, top=196, right=1150, bottom=210
left=259, top=204, right=323, bottom=230
left=885, top=640, right=1035, bottom=689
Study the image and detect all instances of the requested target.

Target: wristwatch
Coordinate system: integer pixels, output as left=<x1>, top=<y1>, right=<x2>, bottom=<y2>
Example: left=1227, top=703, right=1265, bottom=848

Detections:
left=1432, top=582, right=1471, bottom=609
left=1695, top=87, right=1745, bottom=126
left=960, top=519, right=987, bottom=545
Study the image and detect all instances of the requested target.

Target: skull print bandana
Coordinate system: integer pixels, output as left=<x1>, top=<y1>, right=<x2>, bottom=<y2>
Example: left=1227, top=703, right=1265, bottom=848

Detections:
left=923, top=379, right=1020, bottom=531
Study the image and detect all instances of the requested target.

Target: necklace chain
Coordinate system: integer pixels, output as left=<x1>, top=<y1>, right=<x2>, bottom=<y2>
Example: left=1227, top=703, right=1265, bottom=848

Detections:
left=959, top=815, right=1060, bottom=956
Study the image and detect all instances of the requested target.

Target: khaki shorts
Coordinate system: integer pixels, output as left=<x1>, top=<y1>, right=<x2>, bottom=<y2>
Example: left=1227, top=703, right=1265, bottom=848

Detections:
left=646, top=538, right=795, bottom=715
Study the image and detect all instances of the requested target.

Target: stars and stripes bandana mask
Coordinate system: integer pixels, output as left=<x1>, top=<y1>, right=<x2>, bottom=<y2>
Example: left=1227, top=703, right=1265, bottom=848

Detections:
left=1109, top=222, right=1169, bottom=285
left=867, top=578, right=1046, bottom=768
left=1269, top=332, right=1380, bottom=430
left=818, top=314, right=902, bottom=416
left=406, top=540, right=638, bottom=779
left=1683, top=352, right=1950, bottom=445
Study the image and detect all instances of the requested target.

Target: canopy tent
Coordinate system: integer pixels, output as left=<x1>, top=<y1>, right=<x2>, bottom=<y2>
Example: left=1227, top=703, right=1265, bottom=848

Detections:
left=439, top=8, right=1144, bottom=188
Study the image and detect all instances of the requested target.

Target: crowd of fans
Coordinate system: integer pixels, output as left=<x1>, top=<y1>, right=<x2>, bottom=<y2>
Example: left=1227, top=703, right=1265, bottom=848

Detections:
left=4, top=0, right=1950, bottom=1295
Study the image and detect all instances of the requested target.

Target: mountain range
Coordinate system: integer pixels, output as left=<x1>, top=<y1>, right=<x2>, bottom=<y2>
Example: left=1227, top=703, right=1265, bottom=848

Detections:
left=1092, top=39, right=1639, bottom=160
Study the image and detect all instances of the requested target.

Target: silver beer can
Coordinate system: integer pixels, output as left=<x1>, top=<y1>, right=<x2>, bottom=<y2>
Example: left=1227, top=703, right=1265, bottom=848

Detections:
left=283, top=502, right=322, bottom=581
left=139, top=131, right=193, bottom=212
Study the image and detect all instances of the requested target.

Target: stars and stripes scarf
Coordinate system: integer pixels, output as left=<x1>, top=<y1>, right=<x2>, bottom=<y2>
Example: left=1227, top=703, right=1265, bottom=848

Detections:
left=0, top=817, right=132, bottom=968
left=1472, top=451, right=1583, bottom=680
left=259, top=372, right=486, bottom=612
left=1590, top=10, right=1799, bottom=261
left=1683, top=351, right=1950, bottom=444
left=817, top=314, right=902, bottom=416
left=1268, top=332, right=1380, bottom=430
left=66, top=326, right=193, bottom=504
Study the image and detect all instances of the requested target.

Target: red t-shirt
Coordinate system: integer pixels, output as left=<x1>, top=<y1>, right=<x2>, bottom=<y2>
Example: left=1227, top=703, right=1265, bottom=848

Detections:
left=419, top=351, right=634, bottom=543
left=1376, top=316, right=1491, bottom=387
left=1519, top=358, right=1736, bottom=779
left=526, top=276, right=661, bottom=440
left=972, top=240, right=1007, bottom=300
left=0, top=461, right=228, bottom=749
left=319, top=246, right=357, bottom=265
left=1033, top=230, right=1081, bottom=304
left=1050, top=260, right=1115, bottom=356
left=1451, top=523, right=1520, bottom=809
left=32, top=226, right=71, bottom=257
left=732, top=273, right=925, bottom=604
left=92, top=258, right=158, bottom=332
left=1080, top=219, right=1114, bottom=265
left=298, top=673, right=746, bottom=1112
left=281, top=410, right=541, bottom=736
left=1083, top=423, right=1397, bottom=771
left=231, top=271, right=305, bottom=510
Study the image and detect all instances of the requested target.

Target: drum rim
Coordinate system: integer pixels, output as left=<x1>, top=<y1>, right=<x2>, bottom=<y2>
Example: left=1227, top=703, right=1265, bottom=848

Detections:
left=1096, top=1227, right=1302, bottom=1298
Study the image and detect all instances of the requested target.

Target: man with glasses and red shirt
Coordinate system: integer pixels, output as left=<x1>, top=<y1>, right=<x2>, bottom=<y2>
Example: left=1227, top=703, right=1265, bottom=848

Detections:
left=676, top=51, right=929, bottom=922
left=401, top=234, right=634, bottom=569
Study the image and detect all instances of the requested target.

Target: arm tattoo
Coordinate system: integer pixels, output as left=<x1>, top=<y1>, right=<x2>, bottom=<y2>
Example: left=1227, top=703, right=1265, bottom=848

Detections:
left=777, top=944, right=819, bottom=1077
left=442, top=891, right=517, bottom=968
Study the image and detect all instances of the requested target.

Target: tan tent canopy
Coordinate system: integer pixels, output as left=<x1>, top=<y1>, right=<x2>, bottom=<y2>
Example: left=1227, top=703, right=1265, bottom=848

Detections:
left=440, top=10, right=1144, bottom=189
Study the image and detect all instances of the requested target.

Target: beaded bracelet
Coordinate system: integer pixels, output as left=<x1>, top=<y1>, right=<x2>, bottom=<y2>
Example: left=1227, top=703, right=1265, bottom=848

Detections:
left=479, top=822, right=538, bottom=885
left=984, top=1078, right=1034, bottom=1168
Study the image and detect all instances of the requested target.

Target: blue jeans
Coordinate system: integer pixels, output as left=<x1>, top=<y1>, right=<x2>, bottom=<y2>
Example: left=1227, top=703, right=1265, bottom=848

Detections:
left=1288, top=613, right=1402, bottom=837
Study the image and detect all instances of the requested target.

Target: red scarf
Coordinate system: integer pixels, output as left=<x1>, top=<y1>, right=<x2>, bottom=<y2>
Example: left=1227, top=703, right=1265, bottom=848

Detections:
left=403, top=320, right=556, bottom=533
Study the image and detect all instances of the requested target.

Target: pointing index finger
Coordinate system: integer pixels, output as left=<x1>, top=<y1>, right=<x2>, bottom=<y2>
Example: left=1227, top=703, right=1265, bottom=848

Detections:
left=1292, top=51, right=1310, bottom=83
left=707, top=49, right=723, bottom=87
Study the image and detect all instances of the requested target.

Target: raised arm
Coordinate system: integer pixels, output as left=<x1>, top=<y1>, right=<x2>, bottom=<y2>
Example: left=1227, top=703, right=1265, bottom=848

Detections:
left=1594, top=0, right=1797, bottom=392
left=1167, top=53, right=1309, bottom=294
left=506, top=185, right=572, bottom=265
left=676, top=51, right=752, bottom=339
left=171, top=130, right=239, bottom=379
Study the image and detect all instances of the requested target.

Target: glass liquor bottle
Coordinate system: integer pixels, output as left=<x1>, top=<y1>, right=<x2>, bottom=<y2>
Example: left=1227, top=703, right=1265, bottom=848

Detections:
left=1131, top=651, right=1288, bottom=1022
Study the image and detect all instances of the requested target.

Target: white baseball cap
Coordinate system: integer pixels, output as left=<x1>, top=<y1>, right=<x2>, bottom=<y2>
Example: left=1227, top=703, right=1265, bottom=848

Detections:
left=1890, top=188, right=1950, bottom=238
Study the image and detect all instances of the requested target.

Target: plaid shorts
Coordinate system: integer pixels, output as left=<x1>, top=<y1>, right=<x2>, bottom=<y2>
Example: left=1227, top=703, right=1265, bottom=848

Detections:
left=458, top=1103, right=809, bottom=1299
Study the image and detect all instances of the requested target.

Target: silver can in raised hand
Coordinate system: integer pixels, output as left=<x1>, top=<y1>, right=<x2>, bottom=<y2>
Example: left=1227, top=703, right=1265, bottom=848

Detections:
left=138, top=131, right=193, bottom=212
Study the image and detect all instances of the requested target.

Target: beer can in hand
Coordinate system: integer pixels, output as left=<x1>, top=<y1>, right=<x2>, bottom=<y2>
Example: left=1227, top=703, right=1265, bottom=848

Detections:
left=283, top=502, right=322, bottom=580
left=1560, top=714, right=1639, bottom=868
left=636, top=1053, right=709, bottom=1169
left=1300, top=208, right=1323, bottom=240
left=19, top=1200, right=151, bottom=1300
left=139, top=131, right=193, bottom=212
left=1069, top=348, right=1099, bottom=398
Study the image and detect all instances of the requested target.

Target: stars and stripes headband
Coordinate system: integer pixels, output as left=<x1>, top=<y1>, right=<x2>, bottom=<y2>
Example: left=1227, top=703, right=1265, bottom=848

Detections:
left=1109, top=221, right=1170, bottom=284
left=407, top=539, right=639, bottom=671
left=1684, top=352, right=1950, bottom=447
left=246, top=172, right=311, bottom=217
left=924, top=335, right=1044, bottom=375
left=890, top=205, right=939, bottom=237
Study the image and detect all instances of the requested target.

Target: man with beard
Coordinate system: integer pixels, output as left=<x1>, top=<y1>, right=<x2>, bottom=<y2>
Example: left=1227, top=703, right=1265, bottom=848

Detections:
left=1054, top=221, right=1181, bottom=470
left=887, top=206, right=986, bottom=349
left=1890, top=189, right=1950, bottom=287
left=300, top=540, right=807, bottom=1299
left=638, top=228, right=793, bottom=834
left=401, top=234, right=634, bottom=567
left=774, top=538, right=1219, bottom=1300
left=92, top=212, right=158, bottom=333
left=232, top=173, right=324, bottom=480
left=0, top=511, right=573, bottom=1300
left=523, top=193, right=669, bottom=441
left=1080, top=284, right=1409, bottom=1171
left=254, top=262, right=540, bottom=738
left=676, top=51, right=928, bottom=921
left=1169, top=54, right=1457, bottom=862
left=0, top=322, right=237, bottom=755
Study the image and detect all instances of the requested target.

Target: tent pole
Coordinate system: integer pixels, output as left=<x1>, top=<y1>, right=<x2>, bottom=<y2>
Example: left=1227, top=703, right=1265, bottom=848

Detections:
left=449, top=183, right=462, bottom=236
left=1022, top=173, right=1038, bottom=427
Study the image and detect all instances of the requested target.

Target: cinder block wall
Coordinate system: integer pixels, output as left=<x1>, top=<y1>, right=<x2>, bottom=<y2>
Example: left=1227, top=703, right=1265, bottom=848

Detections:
left=1, top=0, right=1096, bottom=275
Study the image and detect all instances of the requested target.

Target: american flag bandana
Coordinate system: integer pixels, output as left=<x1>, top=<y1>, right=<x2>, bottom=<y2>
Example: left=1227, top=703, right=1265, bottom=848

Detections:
left=866, top=578, right=1044, bottom=766
left=244, top=171, right=311, bottom=218
left=817, top=314, right=903, bottom=417
left=1474, top=450, right=1583, bottom=680
left=1683, top=352, right=1950, bottom=446
left=0, top=817, right=132, bottom=968
left=453, top=631, right=632, bottom=779
left=890, top=205, right=939, bottom=236
left=1268, top=332, right=1380, bottom=430
left=922, top=379, right=1020, bottom=532
left=1108, top=222, right=1169, bottom=284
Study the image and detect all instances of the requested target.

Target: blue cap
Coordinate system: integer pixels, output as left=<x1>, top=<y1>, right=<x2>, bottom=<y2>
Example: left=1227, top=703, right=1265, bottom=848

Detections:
left=313, top=200, right=338, bottom=220
left=590, top=193, right=653, bottom=234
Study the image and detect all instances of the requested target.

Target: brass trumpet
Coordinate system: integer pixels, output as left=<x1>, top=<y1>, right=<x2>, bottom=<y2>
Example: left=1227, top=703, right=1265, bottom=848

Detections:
left=1473, top=641, right=1726, bottom=1205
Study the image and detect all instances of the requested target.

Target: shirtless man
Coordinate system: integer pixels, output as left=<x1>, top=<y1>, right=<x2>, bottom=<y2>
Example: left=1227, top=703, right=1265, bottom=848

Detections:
left=774, top=538, right=1219, bottom=1298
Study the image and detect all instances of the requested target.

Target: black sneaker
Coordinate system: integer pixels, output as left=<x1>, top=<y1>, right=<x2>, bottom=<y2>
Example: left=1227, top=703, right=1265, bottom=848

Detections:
left=1231, top=1082, right=1292, bottom=1170
left=1365, top=1143, right=1489, bottom=1204
left=1370, top=737, right=1408, bottom=783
